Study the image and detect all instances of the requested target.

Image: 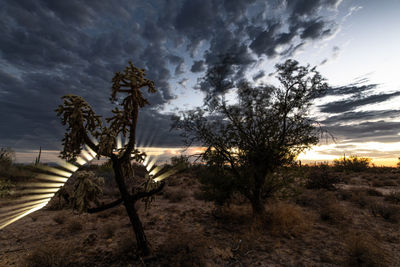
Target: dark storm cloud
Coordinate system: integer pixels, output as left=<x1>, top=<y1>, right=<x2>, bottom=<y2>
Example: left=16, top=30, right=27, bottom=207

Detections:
left=190, top=60, right=205, bottom=73
left=322, top=110, right=400, bottom=125
left=252, top=70, right=265, bottom=81
left=0, top=0, right=346, bottom=152
left=327, top=121, right=400, bottom=143
left=319, top=91, right=400, bottom=113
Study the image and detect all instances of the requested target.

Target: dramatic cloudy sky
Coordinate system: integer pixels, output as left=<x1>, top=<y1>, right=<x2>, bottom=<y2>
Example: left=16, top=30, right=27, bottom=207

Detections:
left=1, top=0, right=400, bottom=165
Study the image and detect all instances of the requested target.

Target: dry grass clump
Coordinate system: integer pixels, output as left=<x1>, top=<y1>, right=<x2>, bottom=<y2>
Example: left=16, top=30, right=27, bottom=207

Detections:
left=157, top=223, right=209, bottom=266
left=319, top=194, right=351, bottom=224
left=23, top=244, right=75, bottom=267
left=345, top=232, right=389, bottom=266
left=369, top=201, right=400, bottom=223
left=163, top=188, right=187, bottom=203
left=265, top=202, right=310, bottom=237
left=53, top=213, right=67, bottom=225
left=67, top=219, right=83, bottom=233
left=384, top=191, right=400, bottom=204
left=103, top=223, right=116, bottom=239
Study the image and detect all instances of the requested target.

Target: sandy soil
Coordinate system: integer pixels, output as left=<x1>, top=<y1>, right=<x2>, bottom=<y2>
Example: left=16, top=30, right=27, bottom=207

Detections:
left=1, top=170, right=400, bottom=266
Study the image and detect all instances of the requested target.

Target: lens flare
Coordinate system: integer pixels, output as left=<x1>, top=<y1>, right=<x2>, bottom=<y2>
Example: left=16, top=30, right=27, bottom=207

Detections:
left=38, top=165, right=73, bottom=178
left=0, top=202, right=47, bottom=230
left=55, top=160, right=79, bottom=172
left=0, top=199, right=51, bottom=213
left=36, top=174, right=68, bottom=183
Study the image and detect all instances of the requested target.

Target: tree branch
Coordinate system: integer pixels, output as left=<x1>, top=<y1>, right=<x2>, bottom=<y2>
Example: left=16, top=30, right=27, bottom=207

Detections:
left=87, top=198, right=123, bottom=213
left=132, top=181, right=165, bottom=201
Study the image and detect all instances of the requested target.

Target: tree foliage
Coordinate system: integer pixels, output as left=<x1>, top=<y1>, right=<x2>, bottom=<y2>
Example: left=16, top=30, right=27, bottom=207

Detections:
left=173, top=59, right=328, bottom=217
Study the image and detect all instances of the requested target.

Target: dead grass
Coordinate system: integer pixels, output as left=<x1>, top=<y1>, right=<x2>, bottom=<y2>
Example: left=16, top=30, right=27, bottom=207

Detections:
left=384, top=191, right=400, bottom=204
left=319, top=194, right=351, bottom=224
left=67, top=219, right=83, bottom=233
left=102, top=223, right=116, bottom=239
left=163, top=188, right=187, bottom=203
left=53, top=213, right=67, bottom=225
left=265, top=202, right=311, bottom=237
left=157, top=223, right=209, bottom=266
left=23, top=243, right=75, bottom=267
left=368, top=201, right=400, bottom=223
left=345, top=232, right=389, bottom=266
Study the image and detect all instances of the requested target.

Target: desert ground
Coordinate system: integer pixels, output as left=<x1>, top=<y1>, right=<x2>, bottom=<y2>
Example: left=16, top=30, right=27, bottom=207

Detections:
left=1, top=164, right=400, bottom=266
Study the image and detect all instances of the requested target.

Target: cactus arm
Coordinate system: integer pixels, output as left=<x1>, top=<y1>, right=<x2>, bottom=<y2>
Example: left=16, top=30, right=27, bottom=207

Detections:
left=87, top=198, right=123, bottom=213
left=131, top=181, right=165, bottom=201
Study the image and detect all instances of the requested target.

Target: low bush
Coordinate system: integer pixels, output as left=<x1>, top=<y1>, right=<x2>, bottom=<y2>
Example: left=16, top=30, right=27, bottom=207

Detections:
left=384, top=191, right=400, bottom=204
left=163, top=188, right=187, bottom=203
left=266, top=202, right=310, bottom=237
left=306, top=164, right=340, bottom=190
left=319, top=202, right=350, bottom=224
left=369, top=201, right=400, bottom=223
left=67, top=220, right=83, bottom=233
left=53, top=213, right=66, bottom=225
left=334, top=155, right=371, bottom=172
left=103, top=223, right=116, bottom=239
left=23, top=244, right=74, bottom=267
left=345, top=232, right=388, bottom=266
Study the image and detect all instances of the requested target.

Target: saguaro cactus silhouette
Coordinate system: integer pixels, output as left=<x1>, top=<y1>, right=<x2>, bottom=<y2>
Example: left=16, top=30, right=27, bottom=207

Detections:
left=55, top=62, right=164, bottom=256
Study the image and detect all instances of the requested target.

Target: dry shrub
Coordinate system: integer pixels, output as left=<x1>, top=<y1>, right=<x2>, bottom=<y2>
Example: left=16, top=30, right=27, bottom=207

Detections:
left=23, top=244, right=75, bottom=267
left=345, top=232, right=389, bottom=266
left=384, top=191, right=400, bottom=204
left=319, top=194, right=351, bottom=224
left=67, top=219, right=83, bottom=233
left=103, top=223, right=116, bottom=239
left=163, top=188, right=187, bottom=203
left=158, top=223, right=209, bottom=266
left=295, top=189, right=321, bottom=208
left=366, top=188, right=383, bottom=197
left=53, top=213, right=66, bottom=225
left=369, top=201, right=400, bottom=223
left=265, top=202, right=310, bottom=237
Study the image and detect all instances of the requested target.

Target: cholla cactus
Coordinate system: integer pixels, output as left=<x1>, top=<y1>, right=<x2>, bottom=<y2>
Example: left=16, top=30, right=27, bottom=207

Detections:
left=55, top=61, right=164, bottom=256
left=71, top=171, right=103, bottom=213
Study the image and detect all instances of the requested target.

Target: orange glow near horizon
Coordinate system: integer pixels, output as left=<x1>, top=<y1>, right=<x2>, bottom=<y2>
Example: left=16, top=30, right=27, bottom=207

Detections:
left=14, top=143, right=400, bottom=167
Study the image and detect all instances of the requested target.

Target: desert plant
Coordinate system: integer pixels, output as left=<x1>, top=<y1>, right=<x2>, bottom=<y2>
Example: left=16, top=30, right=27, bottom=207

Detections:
left=333, top=155, right=370, bottom=172
left=67, top=220, right=83, bottom=233
left=173, top=58, right=328, bottom=218
left=70, top=171, right=103, bottom=213
left=384, top=191, right=400, bottom=204
left=56, top=61, right=165, bottom=256
left=265, top=202, right=310, bottom=237
left=0, top=147, right=14, bottom=170
left=306, top=164, right=341, bottom=190
left=345, top=232, right=388, bottom=266
left=34, top=147, right=41, bottom=166
left=24, top=244, right=74, bottom=267
left=53, top=213, right=67, bottom=225
left=0, top=179, right=12, bottom=198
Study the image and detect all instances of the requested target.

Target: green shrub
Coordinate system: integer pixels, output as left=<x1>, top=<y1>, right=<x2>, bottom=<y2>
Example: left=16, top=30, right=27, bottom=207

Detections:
left=197, top=165, right=236, bottom=206
left=334, top=155, right=370, bottom=172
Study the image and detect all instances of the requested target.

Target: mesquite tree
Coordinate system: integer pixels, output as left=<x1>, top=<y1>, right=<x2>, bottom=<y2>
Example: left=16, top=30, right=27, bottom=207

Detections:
left=56, top=62, right=164, bottom=256
left=173, top=59, right=328, bottom=218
